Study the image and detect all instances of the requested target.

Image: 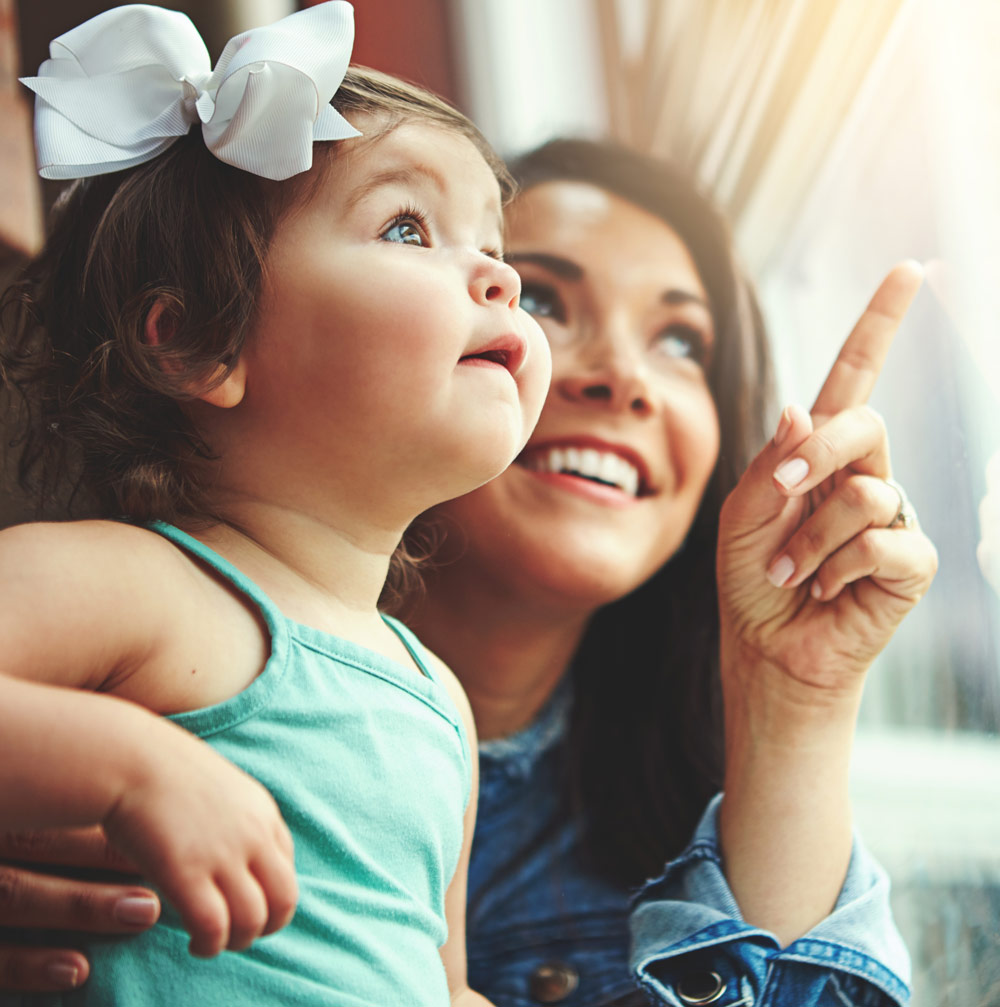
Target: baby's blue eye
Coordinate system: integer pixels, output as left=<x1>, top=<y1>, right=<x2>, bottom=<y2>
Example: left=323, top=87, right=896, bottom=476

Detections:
left=382, top=219, right=425, bottom=246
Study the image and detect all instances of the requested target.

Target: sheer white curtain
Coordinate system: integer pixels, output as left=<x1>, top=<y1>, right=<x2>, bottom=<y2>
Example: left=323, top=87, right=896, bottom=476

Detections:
left=593, top=0, right=910, bottom=270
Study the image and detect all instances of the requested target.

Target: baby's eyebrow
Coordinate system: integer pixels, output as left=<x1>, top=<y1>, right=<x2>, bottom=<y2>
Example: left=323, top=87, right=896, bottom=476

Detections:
left=345, top=163, right=447, bottom=209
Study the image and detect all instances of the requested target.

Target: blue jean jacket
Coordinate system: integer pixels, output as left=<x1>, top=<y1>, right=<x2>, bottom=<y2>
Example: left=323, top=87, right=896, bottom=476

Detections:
left=467, top=683, right=910, bottom=1007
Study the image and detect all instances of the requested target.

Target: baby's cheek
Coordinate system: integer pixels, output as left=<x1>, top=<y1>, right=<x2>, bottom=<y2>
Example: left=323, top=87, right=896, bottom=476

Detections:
left=520, top=314, right=553, bottom=431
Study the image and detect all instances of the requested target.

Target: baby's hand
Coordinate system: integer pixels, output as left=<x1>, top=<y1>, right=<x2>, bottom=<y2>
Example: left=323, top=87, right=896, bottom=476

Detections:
left=102, top=728, right=297, bottom=957
left=979, top=451, right=1000, bottom=596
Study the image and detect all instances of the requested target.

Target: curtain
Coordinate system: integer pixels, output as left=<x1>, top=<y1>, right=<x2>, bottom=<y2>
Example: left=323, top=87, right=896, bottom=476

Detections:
left=593, top=0, right=910, bottom=270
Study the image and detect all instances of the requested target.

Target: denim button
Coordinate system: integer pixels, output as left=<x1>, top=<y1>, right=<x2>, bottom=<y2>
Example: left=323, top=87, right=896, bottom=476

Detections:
left=676, top=970, right=725, bottom=1004
left=528, top=960, right=579, bottom=1003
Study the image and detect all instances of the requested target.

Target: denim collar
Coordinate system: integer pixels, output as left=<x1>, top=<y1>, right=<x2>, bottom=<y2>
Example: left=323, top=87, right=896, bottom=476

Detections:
left=477, top=674, right=572, bottom=781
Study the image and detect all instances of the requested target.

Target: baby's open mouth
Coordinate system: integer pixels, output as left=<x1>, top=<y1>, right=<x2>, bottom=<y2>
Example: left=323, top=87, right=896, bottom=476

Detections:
left=459, top=334, right=526, bottom=375
left=460, top=348, right=513, bottom=369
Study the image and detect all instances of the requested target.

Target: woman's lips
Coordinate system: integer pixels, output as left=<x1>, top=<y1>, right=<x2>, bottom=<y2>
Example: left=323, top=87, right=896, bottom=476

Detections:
left=516, top=465, right=641, bottom=507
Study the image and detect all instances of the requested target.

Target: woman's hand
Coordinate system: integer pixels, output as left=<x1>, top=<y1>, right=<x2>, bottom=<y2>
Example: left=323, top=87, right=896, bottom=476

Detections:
left=717, top=261, right=938, bottom=706
left=0, top=827, right=159, bottom=992
left=715, top=262, right=938, bottom=943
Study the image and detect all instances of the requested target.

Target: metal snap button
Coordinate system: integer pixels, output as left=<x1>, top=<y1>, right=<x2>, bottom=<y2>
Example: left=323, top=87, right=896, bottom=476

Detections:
left=528, top=960, right=580, bottom=1003
left=677, top=970, right=726, bottom=1004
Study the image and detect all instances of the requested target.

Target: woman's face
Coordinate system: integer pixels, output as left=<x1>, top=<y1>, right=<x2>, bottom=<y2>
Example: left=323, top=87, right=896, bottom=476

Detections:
left=430, top=181, right=721, bottom=611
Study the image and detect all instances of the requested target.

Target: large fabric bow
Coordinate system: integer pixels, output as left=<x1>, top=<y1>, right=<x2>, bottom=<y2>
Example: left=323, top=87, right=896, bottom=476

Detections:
left=19, top=2, right=360, bottom=181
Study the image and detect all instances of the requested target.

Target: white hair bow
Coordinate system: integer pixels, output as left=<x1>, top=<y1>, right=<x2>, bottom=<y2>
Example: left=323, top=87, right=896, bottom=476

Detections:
left=19, top=2, right=361, bottom=181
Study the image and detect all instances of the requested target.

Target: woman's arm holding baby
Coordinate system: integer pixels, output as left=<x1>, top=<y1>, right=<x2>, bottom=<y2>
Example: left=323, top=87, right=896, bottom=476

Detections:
left=0, top=521, right=297, bottom=962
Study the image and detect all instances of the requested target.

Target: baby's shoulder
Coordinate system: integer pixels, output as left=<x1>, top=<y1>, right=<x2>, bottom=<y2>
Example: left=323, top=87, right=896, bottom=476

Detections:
left=0, top=520, right=198, bottom=690
left=0, top=520, right=271, bottom=711
left=0, top=519, right=192, bottom=593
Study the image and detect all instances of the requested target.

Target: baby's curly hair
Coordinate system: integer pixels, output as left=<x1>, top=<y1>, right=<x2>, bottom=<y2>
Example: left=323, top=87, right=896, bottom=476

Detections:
left=1, top=66, right=512, bottom=602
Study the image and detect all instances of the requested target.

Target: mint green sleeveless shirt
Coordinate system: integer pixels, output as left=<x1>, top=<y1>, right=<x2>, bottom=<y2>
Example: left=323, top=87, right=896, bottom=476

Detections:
left=46, top=523, right=471, bottom=1007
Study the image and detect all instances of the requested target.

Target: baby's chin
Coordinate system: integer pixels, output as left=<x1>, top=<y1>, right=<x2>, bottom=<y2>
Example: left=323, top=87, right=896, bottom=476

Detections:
left=437, top=439, right=532, bottom=505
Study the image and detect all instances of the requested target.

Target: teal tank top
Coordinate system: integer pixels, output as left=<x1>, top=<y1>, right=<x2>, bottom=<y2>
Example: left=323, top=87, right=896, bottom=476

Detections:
left=37, top=523, right=471, bottom=1007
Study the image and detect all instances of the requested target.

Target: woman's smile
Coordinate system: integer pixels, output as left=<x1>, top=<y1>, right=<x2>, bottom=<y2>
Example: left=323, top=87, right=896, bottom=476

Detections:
left=516, top=436, right=653, bottom=502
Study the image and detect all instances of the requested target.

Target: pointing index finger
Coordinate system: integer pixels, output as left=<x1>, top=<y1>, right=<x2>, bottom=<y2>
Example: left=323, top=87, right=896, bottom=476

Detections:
left=811, top=260, right=923, bottom=419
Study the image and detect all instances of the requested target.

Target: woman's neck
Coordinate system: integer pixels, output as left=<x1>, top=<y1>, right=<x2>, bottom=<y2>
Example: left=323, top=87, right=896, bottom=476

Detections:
left=409, top=567, right=592, bottom=740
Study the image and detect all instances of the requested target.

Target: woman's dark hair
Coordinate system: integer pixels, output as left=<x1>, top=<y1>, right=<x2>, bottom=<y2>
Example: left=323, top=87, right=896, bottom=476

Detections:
left=510, top=138, right=774, bottom=886
left=0, top=66, right=511, bottom=594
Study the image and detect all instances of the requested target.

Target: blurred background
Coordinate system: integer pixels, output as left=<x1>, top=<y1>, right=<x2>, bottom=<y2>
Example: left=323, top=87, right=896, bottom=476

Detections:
left=5, top=0, right=1000, bottom=1003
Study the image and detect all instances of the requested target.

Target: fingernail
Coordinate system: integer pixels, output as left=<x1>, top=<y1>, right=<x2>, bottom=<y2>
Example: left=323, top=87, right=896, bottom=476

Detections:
left=767, top=555, right=795, bottom=588
left=773, top=407, right=792, bottom=447
left=114, top=895, right=159, bottom=926
left=775, top=457, right=809, bottom=489
left=811, top=581, right=824, bottom=600
left=45, top=960, right=80, bottom=989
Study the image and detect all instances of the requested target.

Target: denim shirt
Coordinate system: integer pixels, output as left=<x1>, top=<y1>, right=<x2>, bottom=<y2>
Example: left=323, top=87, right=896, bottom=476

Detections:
left=467, top=682, right=910, bottom=1007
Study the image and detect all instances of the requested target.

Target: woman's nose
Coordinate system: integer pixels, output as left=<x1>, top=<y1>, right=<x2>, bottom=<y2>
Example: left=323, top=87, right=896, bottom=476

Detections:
left=554, top=325, right=654, bottom=416
left=469, top=257, right=521, bottom=310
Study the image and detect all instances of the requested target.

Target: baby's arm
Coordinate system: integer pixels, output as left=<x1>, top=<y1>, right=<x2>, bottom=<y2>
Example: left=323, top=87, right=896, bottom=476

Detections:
left=430, top=656, right=495, bottom=1007
left=0, top=521, right=297, bottom=957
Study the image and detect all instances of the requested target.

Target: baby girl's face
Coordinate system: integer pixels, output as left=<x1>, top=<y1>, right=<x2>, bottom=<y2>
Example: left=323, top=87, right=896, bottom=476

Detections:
left=239, top=120, right=551, bottom=525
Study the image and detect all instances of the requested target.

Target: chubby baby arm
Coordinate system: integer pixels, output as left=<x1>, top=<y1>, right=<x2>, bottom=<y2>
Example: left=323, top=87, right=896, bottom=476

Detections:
left=0, top=521, right=297, bottom=958
left=0, top=677, right=297, bottom=956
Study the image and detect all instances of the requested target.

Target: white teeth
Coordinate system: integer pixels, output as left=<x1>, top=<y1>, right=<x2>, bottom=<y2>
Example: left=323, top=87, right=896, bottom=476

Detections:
left=622, top=466, right=639, bottom=497
left=580, top=448, right=600, bottom=473
left=597, top=452, right=619, bottom=485
left=530, top=446, right=643, bottom=496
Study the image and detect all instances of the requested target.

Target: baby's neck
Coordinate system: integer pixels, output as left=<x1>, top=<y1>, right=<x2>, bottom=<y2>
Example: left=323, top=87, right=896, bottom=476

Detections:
left=186, top=499, right=401, bottom=640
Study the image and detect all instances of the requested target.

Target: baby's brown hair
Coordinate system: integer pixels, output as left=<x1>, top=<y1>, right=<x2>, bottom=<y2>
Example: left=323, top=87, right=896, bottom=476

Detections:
left=1, top=67, right=512, bottom=597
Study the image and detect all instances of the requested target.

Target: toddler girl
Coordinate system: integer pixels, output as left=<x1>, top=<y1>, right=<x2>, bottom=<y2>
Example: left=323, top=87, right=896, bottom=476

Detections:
left=0, top=3, right=549, bottom=1004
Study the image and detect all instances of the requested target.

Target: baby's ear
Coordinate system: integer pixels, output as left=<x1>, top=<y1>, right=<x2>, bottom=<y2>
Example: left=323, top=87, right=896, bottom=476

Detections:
left=194, top=358, right=247, bottom=409
left=144, top=299, right=247, bottom=409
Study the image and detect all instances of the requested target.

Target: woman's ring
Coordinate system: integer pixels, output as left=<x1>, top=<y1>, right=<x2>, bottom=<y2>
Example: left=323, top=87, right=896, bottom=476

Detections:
left=885, top=478, right=917, bottom=529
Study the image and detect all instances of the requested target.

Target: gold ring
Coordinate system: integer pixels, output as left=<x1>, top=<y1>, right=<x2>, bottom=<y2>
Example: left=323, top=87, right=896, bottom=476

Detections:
left=885, top=477, right=917, bottom=529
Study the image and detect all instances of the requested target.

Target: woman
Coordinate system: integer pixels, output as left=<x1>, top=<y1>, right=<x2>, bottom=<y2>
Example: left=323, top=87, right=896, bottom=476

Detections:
left=0, top=140, right=935, bottom=1006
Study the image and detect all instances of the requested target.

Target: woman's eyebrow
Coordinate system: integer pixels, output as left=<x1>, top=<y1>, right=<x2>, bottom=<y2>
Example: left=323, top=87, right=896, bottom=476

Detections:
left=663, top=289, right=710, bottom=310
left=505, top=252, right=584, bottom=281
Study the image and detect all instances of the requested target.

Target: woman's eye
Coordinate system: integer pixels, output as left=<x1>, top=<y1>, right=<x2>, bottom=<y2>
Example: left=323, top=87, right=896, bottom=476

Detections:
left=519, top=282, right=566, bottom=322
left=652, top=325, right=709, bottom=365
left=381, top=218, right=426, bottom=246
